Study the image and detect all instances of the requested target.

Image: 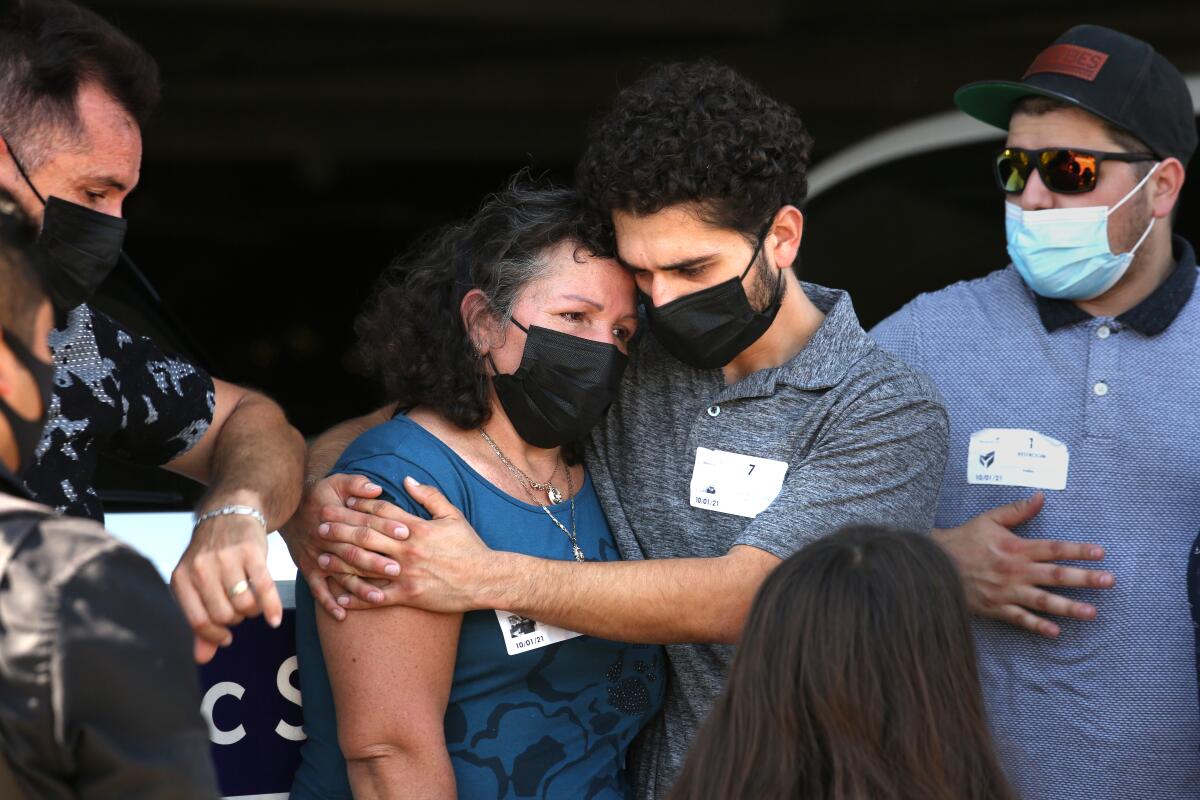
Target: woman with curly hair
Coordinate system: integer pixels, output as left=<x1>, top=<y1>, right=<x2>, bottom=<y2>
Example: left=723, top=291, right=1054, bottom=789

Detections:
left=289, top=182, right=665, bottom=800
left=670, top=526, right=1015, bottom=800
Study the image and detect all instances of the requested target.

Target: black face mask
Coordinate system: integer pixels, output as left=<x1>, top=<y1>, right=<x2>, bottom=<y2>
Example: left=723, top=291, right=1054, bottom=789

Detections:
left=6, top=142, right=128, bottom=309
left=490, top=320, right=628, bottom=449
left=0, top=328, right=55, bottom=472
left=35, top=197, right=127, bottom=310
left=640, top=225, right=783, bottom=370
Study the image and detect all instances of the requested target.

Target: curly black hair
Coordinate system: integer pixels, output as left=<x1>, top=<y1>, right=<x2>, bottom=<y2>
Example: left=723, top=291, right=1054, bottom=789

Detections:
left=355, top=179, right=600, bottom=437
left=576, top=60, right=814, bottom=251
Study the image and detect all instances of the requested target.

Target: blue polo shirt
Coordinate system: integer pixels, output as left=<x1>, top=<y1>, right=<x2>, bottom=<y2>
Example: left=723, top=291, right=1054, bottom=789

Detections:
left=872, top=236, right=1200, bottom=800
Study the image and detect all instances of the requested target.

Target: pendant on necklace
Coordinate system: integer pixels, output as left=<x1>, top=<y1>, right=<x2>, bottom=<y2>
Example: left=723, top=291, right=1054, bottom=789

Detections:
left=572, top=544, right=585, bottom=562
left=547, top=485, right=563, bottom=505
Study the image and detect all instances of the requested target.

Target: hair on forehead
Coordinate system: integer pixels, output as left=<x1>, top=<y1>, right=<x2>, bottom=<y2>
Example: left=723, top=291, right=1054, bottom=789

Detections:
left=0, top=0, right=159, bottom=170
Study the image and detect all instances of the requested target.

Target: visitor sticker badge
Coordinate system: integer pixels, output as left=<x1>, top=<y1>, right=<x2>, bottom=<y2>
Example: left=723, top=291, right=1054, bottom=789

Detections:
left=689, top=447, right=789, bottom=519
left=493, top=610, right=582, bottom=656
left=967, top=428, right=1069, bottom=491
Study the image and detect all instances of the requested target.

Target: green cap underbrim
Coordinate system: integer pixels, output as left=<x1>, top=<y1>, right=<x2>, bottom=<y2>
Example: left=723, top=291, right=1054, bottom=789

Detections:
left=953, top=80, right=1092, bottom=131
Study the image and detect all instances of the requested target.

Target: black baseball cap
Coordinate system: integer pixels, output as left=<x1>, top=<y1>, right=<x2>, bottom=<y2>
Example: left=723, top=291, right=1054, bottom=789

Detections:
left=955, top=25, right=1197, bottom=166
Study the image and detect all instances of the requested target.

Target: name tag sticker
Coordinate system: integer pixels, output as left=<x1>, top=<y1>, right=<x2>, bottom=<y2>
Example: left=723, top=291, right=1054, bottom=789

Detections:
left=967, top=428, right=1069, bottom=490
left=689, top=447, right=789, bottom=519
left=493, top=610, right=582, bottom=656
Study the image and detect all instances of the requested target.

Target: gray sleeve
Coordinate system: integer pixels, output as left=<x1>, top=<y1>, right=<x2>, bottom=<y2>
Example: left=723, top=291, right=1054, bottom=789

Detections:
left=734, top=390, right=949, bottom=560
left=55, top=545, right=219, bottom=799
left=868, top=301, right=923, bottom=369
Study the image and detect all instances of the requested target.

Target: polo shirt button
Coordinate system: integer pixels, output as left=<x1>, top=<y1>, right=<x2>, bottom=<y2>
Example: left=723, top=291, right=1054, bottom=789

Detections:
left=1093, top=381, right=1109, bottom=397
left=1096, top=325, right=1111, bottom=339
left=707, top=405, right=721, bottom=417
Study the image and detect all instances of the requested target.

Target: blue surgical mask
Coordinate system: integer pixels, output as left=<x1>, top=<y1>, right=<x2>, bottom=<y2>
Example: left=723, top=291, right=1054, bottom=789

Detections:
left=1006, top=163, right=1159, bottom=300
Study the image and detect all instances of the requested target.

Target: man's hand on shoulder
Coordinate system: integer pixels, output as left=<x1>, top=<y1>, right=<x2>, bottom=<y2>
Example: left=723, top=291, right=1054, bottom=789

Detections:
left=279, top=473, right=402, bottom=620
left=312, top=476, right=500, bottom=614
left=934, top=492, right=1115, bottom=638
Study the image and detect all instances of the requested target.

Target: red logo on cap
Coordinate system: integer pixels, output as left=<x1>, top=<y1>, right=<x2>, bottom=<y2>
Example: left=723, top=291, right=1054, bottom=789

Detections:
left=1023, top=44, right=1109, bottom=82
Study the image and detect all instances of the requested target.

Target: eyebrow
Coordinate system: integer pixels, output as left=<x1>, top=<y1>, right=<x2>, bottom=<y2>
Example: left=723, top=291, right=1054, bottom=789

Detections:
left=82, top=175, right=129, bottom=192
left=561, top=293, right=604, bottom=311
left=560, top=293, right=638, bottom=321
left=614, top=253, right=719, bottom=273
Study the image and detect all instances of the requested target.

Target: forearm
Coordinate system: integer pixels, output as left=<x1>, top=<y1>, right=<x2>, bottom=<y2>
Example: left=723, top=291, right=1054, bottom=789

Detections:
left=481, top=548, right=772, bottom=645
left=348, top=747, right=455, bottom=800
left=306, top=404, right=397, bottom=483
left=199, top=392, right=306, bottom=528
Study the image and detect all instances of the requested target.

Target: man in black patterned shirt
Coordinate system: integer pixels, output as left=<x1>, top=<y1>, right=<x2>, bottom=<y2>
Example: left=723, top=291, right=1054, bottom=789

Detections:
left=0, top=0, right=306, bottom=664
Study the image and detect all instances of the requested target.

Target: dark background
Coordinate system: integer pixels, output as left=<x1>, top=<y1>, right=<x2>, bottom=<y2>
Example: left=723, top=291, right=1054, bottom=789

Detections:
left=88, top=0, right=1200, bottom=437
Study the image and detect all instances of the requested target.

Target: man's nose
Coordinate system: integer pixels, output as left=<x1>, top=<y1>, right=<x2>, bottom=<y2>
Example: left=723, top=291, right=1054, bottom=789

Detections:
left=1018, top=168, right=1056, bottom=211
left=643, top=276, right=684, bottom=308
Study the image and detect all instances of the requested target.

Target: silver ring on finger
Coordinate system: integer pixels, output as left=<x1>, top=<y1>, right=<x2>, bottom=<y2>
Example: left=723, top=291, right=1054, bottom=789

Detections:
left=227, top=579, right=251, bottom=599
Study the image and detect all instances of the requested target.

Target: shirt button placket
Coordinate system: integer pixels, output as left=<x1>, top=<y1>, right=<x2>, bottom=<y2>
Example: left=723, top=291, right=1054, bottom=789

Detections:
left=1085, top=319, right=1119, bottom=438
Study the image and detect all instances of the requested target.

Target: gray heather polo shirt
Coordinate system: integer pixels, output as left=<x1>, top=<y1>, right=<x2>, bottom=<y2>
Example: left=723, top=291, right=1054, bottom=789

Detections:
left=585, top=282, right=949, bottom=798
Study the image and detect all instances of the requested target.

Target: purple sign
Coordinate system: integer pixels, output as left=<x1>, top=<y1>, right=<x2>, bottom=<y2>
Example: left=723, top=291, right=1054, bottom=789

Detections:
left=198, top=613, right=304, bottom=798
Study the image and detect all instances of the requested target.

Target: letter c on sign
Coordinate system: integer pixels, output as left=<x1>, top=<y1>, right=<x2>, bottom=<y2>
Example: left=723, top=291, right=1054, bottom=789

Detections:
left=200, top=681, right=246, bottom=746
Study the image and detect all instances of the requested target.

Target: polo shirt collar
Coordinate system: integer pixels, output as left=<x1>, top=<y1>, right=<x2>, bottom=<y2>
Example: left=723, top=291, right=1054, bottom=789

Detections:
left=1035, top=235, right=1197, bottom=335
left=723, top=283, right=873, bottom=400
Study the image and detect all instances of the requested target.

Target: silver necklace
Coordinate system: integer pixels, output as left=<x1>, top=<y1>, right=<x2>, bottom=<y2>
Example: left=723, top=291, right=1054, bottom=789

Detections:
left=479, top=428, right=563, bottom=504
left=479, top=428, right=584, bottom=562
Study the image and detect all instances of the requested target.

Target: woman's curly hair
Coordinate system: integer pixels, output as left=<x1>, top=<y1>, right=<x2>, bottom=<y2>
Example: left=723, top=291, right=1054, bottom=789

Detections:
left=355, top=180, right=599, bottom=433
left=576, top=60, right=814, bottom=251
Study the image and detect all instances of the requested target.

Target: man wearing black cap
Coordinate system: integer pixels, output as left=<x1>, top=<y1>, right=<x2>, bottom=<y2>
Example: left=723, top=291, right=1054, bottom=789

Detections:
left=872, top=25, right=1199, bottom=798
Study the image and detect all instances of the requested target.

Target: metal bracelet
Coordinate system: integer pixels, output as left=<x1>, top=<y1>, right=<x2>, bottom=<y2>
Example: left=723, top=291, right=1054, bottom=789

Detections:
left=193, top=504, right=268, bottom=533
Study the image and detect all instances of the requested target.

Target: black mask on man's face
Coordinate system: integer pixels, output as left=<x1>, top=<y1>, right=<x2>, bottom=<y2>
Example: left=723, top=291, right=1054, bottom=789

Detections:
left=5, top=141, right=128, bottom=310
left=0, top=328, right=55, bottom=473
left=36, top=197, right=128, bottom=309
left=639, top=222, right=783, bottom=370
left=490, top=320, right=628, bottom=449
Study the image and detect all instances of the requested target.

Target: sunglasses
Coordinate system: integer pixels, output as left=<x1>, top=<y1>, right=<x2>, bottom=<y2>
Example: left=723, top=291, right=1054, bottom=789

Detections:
left=994, top=147, right=1157, bottom=195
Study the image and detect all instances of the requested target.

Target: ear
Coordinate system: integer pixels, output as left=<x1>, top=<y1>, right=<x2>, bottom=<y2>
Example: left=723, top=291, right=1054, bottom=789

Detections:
left=767, top=205, right=804, bottom=271
left=459, top=289, right=500, bottom=355
left=1150, top=157, right=1185, bottom=220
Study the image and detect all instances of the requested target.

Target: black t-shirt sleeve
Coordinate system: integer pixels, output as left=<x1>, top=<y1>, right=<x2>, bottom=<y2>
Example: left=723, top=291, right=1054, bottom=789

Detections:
left=56, top=545, right=219, bottom=799
left=90, top=309, right=216, bottom=466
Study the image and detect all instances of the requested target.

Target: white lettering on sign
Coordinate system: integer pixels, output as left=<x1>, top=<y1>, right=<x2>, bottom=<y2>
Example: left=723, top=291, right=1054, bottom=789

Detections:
left=274, top=656, right=306, bottom=742
left=201, top=681, right=246, bottom=746
left=200, top=655, right=307, bottom=746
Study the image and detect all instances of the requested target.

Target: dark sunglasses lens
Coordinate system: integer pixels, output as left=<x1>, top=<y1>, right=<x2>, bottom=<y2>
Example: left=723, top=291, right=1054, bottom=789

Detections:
left=996, top=149, right=1029, bottom=193
left=1039, top=149, right=1098, bottom=193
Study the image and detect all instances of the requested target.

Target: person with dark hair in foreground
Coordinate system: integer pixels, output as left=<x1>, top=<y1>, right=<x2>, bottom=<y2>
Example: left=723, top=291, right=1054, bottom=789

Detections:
left=670, top=526, right=1014, bottom=800
left=0, top=0, right=305, bottom=664
left=289, top=182, right=664, bottom=799
left=0, top=192, right=217, bottom=798
left=287, top=61, right=948, bottom=797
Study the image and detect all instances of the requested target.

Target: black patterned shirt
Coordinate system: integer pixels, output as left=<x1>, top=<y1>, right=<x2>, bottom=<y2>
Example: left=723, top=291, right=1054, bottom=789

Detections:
left=21, top=304, right=215, bottom=521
